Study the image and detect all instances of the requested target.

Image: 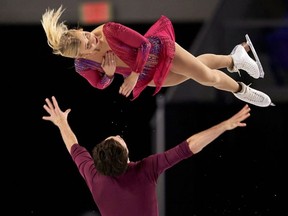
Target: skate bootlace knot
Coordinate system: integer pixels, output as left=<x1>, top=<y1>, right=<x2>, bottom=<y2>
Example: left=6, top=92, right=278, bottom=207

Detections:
left=243, top=83, right=264, bottom=101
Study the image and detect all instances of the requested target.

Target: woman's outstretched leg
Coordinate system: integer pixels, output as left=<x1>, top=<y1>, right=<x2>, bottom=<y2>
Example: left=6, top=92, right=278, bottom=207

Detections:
left=196, top=43, right=260, bottom=78
left=169, top=43, right=273, bottom=107
left=171, top=43, right=240, bottom=92
left=196, top=54, right=233, bottom=70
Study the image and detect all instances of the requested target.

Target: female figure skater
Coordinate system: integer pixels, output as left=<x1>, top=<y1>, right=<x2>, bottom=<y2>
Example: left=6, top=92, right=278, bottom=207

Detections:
left=41, top=6, right=273, bottom=107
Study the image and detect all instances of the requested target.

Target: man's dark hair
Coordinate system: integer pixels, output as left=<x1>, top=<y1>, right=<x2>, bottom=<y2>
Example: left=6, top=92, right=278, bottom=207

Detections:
left=92, top=138, right=129, bottom=176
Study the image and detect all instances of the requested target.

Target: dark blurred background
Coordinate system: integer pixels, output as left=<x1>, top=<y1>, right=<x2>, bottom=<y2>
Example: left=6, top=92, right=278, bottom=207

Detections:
left=2, top=0, right=287, bottom=216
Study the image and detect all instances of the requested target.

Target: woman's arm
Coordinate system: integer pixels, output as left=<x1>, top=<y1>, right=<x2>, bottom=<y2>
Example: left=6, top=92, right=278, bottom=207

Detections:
left=119, top=72, right=139, bottom=97
left=75, top=58, right=114, bottom=89
left=79, top=69, right=114, bottom=89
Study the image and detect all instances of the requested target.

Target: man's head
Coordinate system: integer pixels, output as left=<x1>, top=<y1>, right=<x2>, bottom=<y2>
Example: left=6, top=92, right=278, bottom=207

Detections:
left=92, top=135, right=129, bottom=177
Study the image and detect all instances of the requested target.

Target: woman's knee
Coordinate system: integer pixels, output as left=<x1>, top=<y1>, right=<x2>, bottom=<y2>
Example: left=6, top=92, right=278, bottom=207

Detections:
left=198, top=69, right=221, bottom=86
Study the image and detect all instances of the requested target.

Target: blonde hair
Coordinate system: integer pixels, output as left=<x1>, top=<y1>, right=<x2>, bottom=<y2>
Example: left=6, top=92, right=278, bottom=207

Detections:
left=41, top=5, right=80, bottom=58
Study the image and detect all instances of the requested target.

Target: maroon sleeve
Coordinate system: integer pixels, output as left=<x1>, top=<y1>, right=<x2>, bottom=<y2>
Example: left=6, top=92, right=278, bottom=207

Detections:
left=158, top=141, right=193, bottom=172
left=142, top=141, right=194, bottom=180
left=70, top=144, right=96, bottom=191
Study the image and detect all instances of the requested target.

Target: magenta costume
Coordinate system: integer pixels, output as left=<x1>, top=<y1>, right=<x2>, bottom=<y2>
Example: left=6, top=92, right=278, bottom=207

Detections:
left=74, top=15, right=175, bottom=100
left=71, top=141, right=193, bottom=216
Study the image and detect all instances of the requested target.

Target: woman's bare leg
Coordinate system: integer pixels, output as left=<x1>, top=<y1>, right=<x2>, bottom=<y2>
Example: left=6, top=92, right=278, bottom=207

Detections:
left=196, top=42, right=250, bottom=70
left=148, top=72, right=189, bottom=87
left=196, top=54, right=233, bottom=70
left=165, top=42, right=273, bottom=107
left=170, top=43, right=240, bottom=93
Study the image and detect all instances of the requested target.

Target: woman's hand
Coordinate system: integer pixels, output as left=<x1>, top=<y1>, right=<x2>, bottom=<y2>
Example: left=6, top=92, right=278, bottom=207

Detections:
left=119, top=72, right=139, bottom=97
left=102, top=51, right=116, bottom=78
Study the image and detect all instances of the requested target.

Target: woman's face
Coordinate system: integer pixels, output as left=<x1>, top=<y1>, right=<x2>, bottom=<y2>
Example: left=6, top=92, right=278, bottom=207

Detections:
left=75, top=30, right=100, bottom=56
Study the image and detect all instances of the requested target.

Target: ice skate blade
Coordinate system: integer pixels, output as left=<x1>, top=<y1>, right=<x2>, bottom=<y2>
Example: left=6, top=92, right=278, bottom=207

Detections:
left=245, top=34, right=265, bottom=78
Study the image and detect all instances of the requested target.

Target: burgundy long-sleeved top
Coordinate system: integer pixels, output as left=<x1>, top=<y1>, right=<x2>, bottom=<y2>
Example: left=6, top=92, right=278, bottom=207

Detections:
left=74, top=15, right=175, bottom=100
left=71, top=141, right=193, bottom=216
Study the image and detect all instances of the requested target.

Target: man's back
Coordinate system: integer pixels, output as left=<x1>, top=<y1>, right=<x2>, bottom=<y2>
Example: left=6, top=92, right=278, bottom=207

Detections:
left=71, top=142, right=192, bottom=216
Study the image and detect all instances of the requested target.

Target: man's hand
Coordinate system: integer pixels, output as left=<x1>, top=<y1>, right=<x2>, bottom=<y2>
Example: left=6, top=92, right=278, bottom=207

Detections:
left=42, top=96, right=71, bottom=127
left=42, top=96, right=77, bottom=153
left=224, top=104, right=251, bottom=130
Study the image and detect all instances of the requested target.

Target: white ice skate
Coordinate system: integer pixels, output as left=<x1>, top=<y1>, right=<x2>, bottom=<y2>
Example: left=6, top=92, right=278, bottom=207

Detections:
left=228, top=34, right=265, bottom=79
left=245, top=34, right=265, bottom=78
left=233, top=82, right=275, bottom=107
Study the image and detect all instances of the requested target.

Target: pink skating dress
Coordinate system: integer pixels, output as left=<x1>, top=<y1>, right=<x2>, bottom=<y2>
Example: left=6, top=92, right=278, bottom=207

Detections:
left=75, top=15, right=175, bottom=100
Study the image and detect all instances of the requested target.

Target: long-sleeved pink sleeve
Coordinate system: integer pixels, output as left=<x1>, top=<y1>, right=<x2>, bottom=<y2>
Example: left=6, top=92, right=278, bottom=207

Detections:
left=103, top=22, right=151, bottom=73
left=74, top=59, right=113, bottom=89
left=79, top=69, right=114, bottom=89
